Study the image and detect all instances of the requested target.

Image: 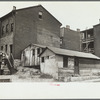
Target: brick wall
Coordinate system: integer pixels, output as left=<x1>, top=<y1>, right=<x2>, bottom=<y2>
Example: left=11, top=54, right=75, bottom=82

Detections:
left=14, top=6, right=61, bottom=59
left=61, top=28, right=81, bottom=51
left=36, top=6, right=61, bottom=48
left=94, top=25, right=100, bottom=57
left=0, top=15, right=14, bottom=56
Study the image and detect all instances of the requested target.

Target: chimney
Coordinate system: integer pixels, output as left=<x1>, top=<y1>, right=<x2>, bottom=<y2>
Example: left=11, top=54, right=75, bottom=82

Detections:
left=13, top=6, right=16, bottom=11
left=66, top=25, right=70, bottom=29
left=77, top=28, right=80, bottom=32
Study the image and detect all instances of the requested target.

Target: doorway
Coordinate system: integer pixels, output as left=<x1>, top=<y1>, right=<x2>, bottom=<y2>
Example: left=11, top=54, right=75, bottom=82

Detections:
left=63, top=56, right=68, bottom=68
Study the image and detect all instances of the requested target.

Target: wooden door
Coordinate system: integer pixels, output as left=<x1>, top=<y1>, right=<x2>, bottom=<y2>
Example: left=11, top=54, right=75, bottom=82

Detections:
left=74, top=57, right=79, bottom=74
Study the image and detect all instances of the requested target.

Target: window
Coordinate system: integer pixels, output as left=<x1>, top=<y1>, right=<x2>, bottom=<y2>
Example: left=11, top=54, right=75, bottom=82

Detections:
left=11, top=23, right=14, bottom=32
left=1, top=46, right=3, bottom=51
left=39, top=11, right=42, bottom=19
left=37, top=48, right=40, bottom=54
left=87, top=34, right=91, bottom=38
left=10, top=44, right=13, bottom=53
left=41, top=57, right=44, bottom=63
left=6, top=24, right=9, bottom=33
left=2, top=26, right=4, bottom=36
left=5, top=45, right=7, bottom=52
left=33, top=49, right=35, bottom=55
left=60, top=37, right=63, bottom=48
left=81, top=33, right=84, bottom=39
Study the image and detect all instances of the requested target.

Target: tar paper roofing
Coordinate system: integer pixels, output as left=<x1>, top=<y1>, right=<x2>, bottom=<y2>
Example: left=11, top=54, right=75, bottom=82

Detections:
left=40, top=46, right=100, bottom=60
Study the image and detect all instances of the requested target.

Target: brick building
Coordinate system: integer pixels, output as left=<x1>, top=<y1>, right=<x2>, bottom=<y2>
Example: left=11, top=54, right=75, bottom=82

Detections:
left=60, top=25, right=81, bottom=51
left=0, top=5, right=62, bottom=59
left=81, top=24, right=100, bottom=57
left=81, top=28, right=94, bottom=54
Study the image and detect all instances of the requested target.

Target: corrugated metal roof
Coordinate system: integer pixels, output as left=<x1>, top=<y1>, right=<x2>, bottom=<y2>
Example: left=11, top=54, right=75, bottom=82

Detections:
left=46, top=47, right=100, bottom=60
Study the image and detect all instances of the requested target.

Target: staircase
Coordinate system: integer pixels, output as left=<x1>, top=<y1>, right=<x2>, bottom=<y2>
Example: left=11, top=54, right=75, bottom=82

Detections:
left=0, top=52, right=17, bottom=75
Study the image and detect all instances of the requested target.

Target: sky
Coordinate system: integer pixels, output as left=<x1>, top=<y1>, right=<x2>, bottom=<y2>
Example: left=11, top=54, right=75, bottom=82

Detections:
left=0, top=1, right=100, bottom=31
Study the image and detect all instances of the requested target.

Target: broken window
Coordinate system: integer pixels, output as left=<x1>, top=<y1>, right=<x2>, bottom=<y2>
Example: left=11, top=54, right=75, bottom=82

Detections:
left=41, top=57, right=44, bottom=63
left=6, top=24, right=9, bottom=33
left=39, top=11, right=42, bottom=19
left=11, top=23, right=14, bottom=32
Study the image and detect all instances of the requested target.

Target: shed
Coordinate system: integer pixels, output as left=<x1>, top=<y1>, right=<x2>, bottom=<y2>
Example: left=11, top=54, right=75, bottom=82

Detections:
left=39, top=47, right=100, bottom=79
left=21, top=44, right=46, bottom=68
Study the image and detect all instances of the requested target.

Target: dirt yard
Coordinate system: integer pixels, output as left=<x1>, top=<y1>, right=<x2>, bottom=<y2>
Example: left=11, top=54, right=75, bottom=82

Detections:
left=0, top=66, right=56, bottom=82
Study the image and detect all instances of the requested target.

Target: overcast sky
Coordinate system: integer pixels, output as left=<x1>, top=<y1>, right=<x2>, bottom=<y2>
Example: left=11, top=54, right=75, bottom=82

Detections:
left=0, top=1, right=100, bottom=31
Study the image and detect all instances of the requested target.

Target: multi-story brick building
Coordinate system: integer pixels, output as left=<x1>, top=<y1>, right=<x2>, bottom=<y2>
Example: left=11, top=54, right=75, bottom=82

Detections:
left=60, top=25, right=81, bottom=51
left=81, top=24, right=100, bottom=57
left=0, top=5, right=62, bottom=59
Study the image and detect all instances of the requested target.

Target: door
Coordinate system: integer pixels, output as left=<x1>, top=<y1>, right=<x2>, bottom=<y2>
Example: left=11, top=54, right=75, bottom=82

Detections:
left=74, top=57, right=79, bottom=74
left=63, top=56, right=68, bottom=68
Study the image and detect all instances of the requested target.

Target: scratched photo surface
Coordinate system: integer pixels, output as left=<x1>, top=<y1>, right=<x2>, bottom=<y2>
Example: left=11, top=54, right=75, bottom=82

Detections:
left=0, top=1, right=100, bottom=83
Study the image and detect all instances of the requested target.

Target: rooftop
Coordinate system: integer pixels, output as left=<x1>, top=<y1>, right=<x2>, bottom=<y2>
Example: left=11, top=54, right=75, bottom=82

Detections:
left=40, top=46, right=100, bottom=60
left=0, top=5, right=62, bottom=25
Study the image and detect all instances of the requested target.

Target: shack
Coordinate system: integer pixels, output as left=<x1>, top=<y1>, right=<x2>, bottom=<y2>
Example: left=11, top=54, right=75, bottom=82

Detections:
left=21, top=44, right=46, bottom=68
left=39, top=47, right=100, bottom=79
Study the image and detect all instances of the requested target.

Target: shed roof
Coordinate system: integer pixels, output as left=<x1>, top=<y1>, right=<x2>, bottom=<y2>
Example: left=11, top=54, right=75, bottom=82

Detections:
left=40, top=46, right=100, bottom=60
left=31, top=43, right=46, bottom=48
left=22, top=43, right=46, bottom=52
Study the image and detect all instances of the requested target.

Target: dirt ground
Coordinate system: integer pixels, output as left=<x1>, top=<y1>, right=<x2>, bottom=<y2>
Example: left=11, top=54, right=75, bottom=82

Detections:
left=0, top=66, right=56, bottom=82
left=1, top=66, right=100, bottom=82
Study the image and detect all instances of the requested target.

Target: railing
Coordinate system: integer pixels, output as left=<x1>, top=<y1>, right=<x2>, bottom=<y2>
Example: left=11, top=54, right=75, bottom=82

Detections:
left=82, top=36, right=94, bottom=42
left=88, top=48, right=95, bottom=53
left=82, top=48, right=94, bottom=53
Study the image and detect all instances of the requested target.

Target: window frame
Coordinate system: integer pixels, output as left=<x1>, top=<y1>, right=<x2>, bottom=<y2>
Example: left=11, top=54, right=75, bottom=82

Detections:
left=38, top=11, right=43, bottom=20
left=6, top=24, right=9, bottom=33
left=41, top=57, right=44, bottom=63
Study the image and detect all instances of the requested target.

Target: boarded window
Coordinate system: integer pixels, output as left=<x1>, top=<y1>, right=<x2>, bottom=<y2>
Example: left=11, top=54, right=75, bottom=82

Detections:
left=41, top=57, right=44, bottom=62
left=39, top=12, right=42, bottom=19
left=11, top=23, right=14, bottom=32
left=10, top=44, right=13, bottom=53
left=68, top=57, right=74, bottom=69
